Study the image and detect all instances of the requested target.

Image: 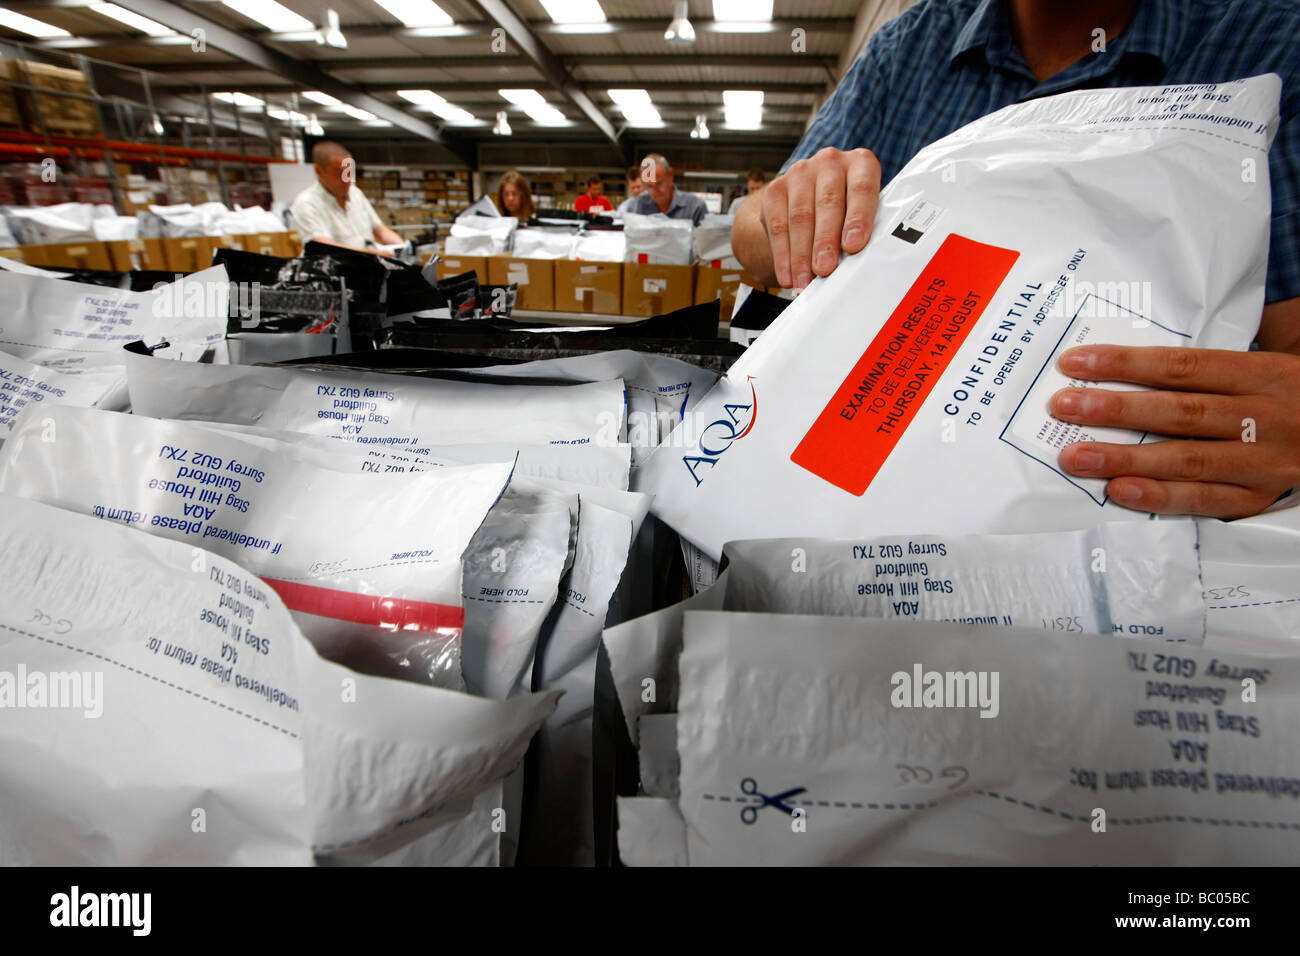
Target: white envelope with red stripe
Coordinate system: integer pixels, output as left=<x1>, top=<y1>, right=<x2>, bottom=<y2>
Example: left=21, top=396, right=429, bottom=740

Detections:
left=635, top=76, right=1280, bottom=560
left=0, top=405, right=512, bottom=690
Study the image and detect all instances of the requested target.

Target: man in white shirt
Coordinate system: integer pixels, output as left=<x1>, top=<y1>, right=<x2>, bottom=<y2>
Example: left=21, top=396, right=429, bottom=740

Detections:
left=289, top=141, right=402, bottom=257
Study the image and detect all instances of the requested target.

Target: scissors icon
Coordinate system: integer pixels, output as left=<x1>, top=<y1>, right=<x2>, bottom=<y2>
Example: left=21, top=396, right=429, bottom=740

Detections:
left=738, top=777, right=808, bottom=825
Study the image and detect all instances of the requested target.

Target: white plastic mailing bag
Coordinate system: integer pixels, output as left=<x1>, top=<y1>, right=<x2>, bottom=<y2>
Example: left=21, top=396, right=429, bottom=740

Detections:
left=0, top=407, right=513, bottom=690
left=692, top=214, right=736, bottom=265
left=570, top=229, right=626, bottom=262
left=513, top=227, right=575, bottom=259
left=616, top=797, right=688, bottom=867
left=0, top=265, right=228, bottom=371
left=5, top=202, right=99, bottom=245
left=1199, top=497, right=1300, bottom=655
left=123, top=347, right=626, bottom=448
left=520, top=496, right=638, bottom=865
left=0, top=350, right=125, bottom=438
left=621, top=212, right=694, bottom=265
left=192, top=419, right=632, bottom=491
left=720, top=521, right=1205, bottom=644
left=674, top=610, right=1300, bottom=865
left=0, top=495, right=558, bottom=865
left=455, top=349, right=720, bottom=466
left=445, top=217, right=517, bottom=256
left=636, top=76, right=1280, bottom=560
left=604, top=519, right=1204, bottom=747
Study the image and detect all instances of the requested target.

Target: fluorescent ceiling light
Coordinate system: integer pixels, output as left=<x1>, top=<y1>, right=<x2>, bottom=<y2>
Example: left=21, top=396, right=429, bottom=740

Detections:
left=712, top=0, right=772, bottom=20
left=607, top=89, right=651, bottom=107
left=498, top=89, right=546, bottom=107
left=91, top=3, right=175, bottom=36
left=0, top=8, right=71, bottom=37
left=397, top=88, right=444, bottom=106
left=340, top=105, right=377, bottom=121
left=607, top=89, right=661, bottom=127
left=302, top=91, right=343, bottom=107
left=723, top=90, right=764, bottom=109
left=213, top=91, right=266, bottom=108
left=723, top=89, right=763, bottom=129
left=371, top=0, right=453, bottom=28
left=220, top=0, right=314, bottom=32
left=498, top=89, right=567, bottom=125
left=397, top=89, right=478, bottom=124
left=538, top=0, right=605, bottom=24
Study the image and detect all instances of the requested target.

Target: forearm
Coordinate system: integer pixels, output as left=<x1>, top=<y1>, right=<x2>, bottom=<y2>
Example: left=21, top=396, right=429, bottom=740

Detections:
left=309, top=235, right=389, bottom=257
left=733, top=196, right=778, bottom=287
left=374, top=224, right=402, bottom=245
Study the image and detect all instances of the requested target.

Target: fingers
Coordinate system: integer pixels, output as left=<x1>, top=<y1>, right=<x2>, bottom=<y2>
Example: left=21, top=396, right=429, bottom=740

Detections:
left=1102, top=476, right=1279, bottom=520
left=1058, top=345, right=1278, bottom=394
left=783, top=155, right=820, bottom=290
left=1049, top=387, right=1245, bottom=439
left=762, top=174, right=793, bottom=289
left=841, top=148, right=880, bottom=255
left=763, top=148, right=882, bottom=289
left=811, top=161, right=846, bottom=279
left=1058, top=438, right=1292, bottom=485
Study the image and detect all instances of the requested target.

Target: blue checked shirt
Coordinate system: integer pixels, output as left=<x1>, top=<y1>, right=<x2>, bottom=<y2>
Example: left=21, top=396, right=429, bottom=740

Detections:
left=785, top=0, right=1300, bottom=303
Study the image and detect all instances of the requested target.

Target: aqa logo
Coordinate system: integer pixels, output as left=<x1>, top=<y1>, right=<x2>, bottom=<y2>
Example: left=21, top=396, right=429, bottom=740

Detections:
left=682, top=376, right=757, bottom=486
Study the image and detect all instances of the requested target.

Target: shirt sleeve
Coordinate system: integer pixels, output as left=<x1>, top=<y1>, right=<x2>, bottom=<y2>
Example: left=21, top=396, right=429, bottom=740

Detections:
left=356, top=188, right=383, bottom=232
left=781, top=21, right=899, bottom=173
left=289, top=191, right=331, bottom=242
left=1266, top=70, right=1300, bottom=303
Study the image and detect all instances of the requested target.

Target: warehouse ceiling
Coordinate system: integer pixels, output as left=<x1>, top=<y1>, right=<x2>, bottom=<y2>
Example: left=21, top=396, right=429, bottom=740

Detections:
left=0, top=0, right=914, bottom=166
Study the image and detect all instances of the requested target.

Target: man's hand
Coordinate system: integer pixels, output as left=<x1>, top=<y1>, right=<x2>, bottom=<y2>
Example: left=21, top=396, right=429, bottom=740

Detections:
left=733, top=147, right=881, bottom=289
left=1050, top=345, right=1300, bottom=519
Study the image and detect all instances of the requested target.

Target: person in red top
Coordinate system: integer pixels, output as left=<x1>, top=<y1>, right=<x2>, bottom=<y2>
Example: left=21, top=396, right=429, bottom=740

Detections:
left=574, top=176, right=613, bottom=214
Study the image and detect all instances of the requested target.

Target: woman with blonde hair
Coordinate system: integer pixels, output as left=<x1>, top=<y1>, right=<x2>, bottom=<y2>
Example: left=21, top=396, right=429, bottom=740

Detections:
left=495, top=170, right=535, bottom=221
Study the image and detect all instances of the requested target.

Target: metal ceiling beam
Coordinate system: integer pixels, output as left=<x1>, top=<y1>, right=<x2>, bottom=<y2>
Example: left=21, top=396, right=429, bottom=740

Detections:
left=103, top=0, right=477, bottom=164
left=161, top=80, right=827, bottom=97
left=139, top=55, right=533, bottom=74
left=136, top=52, right=833, bottom=76
left=568, top=54, right=839, bottom=68
left=29, top=18, right=857, bottom=47
left=467, top=0, right=628, bottom=166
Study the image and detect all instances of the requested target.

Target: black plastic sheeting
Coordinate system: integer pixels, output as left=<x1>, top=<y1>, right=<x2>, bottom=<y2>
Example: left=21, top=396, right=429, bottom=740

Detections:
left=378, top=299, right=743, bottom=374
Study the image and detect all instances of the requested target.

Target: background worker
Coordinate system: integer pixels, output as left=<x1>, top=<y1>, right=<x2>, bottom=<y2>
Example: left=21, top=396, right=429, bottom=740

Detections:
left=617, top=164, right=645, bottom=214
left=627, top=153, right=708, bottom=225
left=289, top=140, right=401, bottom=257
left=495, top=169, right=536, bottom=221
left=727, top=167, right=767, bottom=215
left=575, top=176, right=614, bottom=214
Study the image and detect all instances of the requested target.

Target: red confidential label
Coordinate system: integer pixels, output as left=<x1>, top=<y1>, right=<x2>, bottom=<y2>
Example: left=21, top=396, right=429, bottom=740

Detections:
left=791, top=233, right=1018, bottom=495
left=263, top=578, right=465, bottom=634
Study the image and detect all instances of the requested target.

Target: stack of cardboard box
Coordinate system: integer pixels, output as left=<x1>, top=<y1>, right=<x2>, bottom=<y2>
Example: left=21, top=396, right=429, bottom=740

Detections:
left=0, top=59, right=101, bottom=137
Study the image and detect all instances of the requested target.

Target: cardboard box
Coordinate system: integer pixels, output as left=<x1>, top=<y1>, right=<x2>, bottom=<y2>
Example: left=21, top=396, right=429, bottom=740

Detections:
left=106, top=238, right=166, bottom=271
left=233, top=233, right=297, bottom=257
left=25, top=241, right=112, bottom=271
left=696, top=263, right=765, bottom=321
left=0, top=59, right=101, bottom=136
left=488, top=256, right=555, bottom=312
left=161, top=236, right=216, bottom=274
left=622, top=262, right=695, bottom=317
left=555, top=259, right=622, bottom=315
left=436, top=255, right=488, bottom=284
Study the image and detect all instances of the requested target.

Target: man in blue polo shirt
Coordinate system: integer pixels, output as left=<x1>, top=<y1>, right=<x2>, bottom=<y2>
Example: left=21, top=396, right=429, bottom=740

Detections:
left=734, top=0, right=1300, bottom=521
left=629, top=153, right=709, bottom=225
